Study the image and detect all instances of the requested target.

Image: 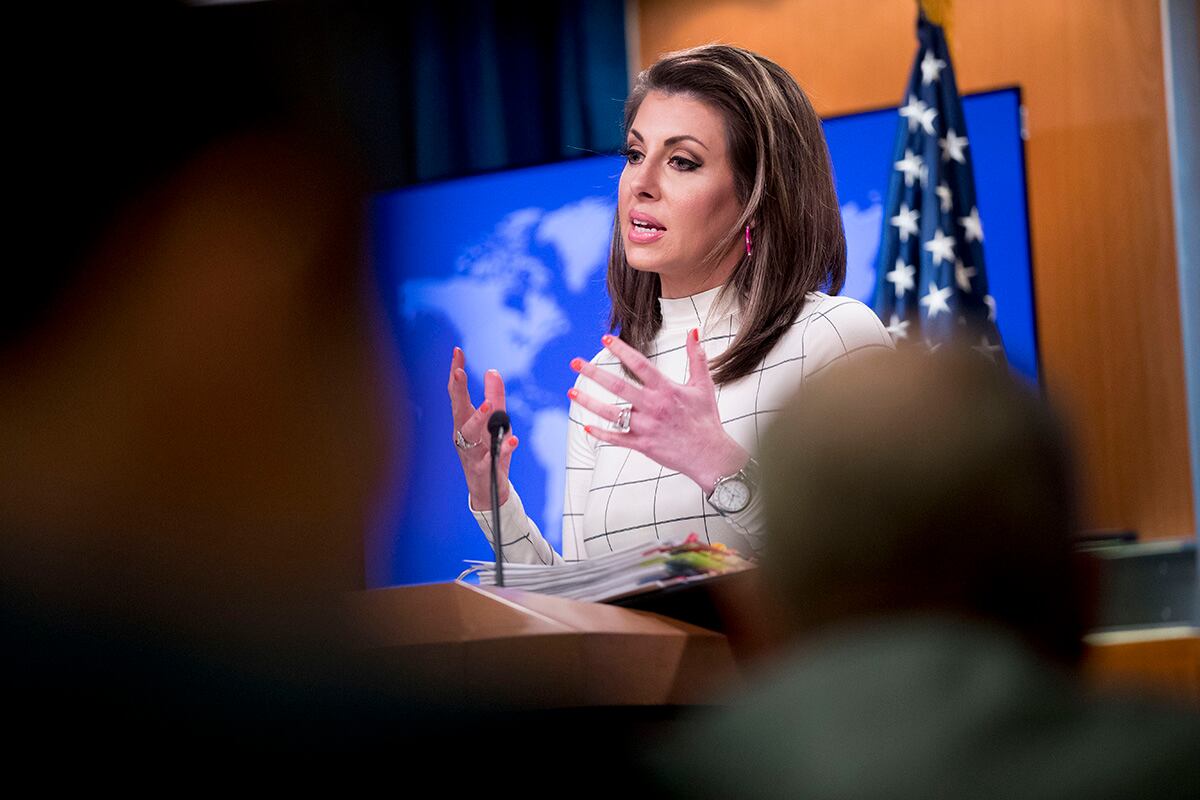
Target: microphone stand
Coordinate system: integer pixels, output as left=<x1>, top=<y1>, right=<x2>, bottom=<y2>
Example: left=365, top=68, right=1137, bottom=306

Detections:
left=487, top=410, right=511, bottom=587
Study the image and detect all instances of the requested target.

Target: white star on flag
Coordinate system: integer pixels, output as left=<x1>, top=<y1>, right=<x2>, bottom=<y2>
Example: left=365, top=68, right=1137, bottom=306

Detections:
left=898, top=95, right=927, bottom=132
left=887, top=258, right=917, bottom=298
left=984, top=294, right=997, bottom=322
left=924, top=228, right=956, bottom=266
left=895, top=148, right=924, bottom=187
left=954, top=260, right=977, bottom=293
left=940, top=129, right=968, bottom=163
left=920, top=51, right=947, bottom=84
left=959, top=206, right=984, bottom=242
left=919, top=282, right=953, bottom=318
left=886, top=313, right=911, bottom=341
left=890, top=203, right=920, bottom=242
left=936, top=182, right=953, bottom=213
left=918, top=106, right=938, bottom=135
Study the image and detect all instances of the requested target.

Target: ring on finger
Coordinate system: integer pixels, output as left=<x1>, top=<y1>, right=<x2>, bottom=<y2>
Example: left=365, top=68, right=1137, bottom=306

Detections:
left=455, top=429, right=482, bottom=450
left=610, top=406, right=633, bottom=433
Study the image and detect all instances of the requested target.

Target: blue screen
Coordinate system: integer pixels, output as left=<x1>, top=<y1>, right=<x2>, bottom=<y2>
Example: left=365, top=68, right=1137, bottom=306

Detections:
left=371, top=87, right=1036, bottom=586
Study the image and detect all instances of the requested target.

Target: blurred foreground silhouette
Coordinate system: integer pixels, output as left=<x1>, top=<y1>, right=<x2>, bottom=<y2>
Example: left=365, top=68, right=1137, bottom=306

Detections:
left=650, top=348, right=1199, bottom=798
left=1, top=2, right=422, bottom=764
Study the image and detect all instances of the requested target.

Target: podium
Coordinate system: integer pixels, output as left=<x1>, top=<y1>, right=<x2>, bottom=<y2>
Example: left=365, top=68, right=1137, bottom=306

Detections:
left=342, top=575, right=1199, bottom=711
left=342, top=581, right=743, bottom=709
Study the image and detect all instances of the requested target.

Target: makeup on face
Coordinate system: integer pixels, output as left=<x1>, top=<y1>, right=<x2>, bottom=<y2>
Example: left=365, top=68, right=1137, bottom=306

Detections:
left=618, top=91, right=744, bottom=298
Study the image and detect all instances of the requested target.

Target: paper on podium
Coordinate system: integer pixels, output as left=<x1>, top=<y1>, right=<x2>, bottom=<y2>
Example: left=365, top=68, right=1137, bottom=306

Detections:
left=461, top=535, right=755, bottom=604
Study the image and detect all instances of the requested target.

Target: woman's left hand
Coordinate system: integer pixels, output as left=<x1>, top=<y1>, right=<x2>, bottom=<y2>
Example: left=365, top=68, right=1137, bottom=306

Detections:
left=569, top=330, right=750, bottom=496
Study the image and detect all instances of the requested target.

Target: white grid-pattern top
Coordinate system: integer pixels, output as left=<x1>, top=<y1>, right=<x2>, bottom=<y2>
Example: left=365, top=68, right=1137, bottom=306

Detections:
left=471, top=284, right=894, bottom=565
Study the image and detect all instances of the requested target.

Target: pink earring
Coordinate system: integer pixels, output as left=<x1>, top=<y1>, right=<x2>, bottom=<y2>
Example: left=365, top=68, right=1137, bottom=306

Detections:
left=744, top=224, right=753, bottom=258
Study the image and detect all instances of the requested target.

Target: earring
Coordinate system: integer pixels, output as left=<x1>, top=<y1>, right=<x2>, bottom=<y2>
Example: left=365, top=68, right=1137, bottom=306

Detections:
left=744, top=224, right=753, bottom=258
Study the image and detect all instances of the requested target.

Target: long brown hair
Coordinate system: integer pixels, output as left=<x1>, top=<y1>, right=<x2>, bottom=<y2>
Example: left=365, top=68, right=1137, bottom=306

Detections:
left=608, top=44, right=846, bottom=384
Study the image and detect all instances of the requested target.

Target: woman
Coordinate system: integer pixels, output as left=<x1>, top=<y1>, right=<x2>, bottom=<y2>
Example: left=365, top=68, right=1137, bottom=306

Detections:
left=448, top=44, right=893, bottom=565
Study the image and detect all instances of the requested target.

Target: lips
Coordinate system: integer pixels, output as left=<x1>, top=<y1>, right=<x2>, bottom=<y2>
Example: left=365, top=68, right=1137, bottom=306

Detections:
left=628, top=210, right=666, bottom=245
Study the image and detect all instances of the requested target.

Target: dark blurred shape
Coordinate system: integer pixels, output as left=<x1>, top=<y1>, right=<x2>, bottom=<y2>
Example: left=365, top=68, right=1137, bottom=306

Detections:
left=761, top=347, right=1087, bottom=664
left=1, top=0, right=417, bottom=763
left=647, top=349, right=1199, bottom=798
left=7, top=1, right=358, bottom=348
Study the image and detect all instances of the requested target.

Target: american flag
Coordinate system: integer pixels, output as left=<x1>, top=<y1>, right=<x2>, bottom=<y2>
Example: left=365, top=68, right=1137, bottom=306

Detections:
left=872, top=9, right=1004, bottom=362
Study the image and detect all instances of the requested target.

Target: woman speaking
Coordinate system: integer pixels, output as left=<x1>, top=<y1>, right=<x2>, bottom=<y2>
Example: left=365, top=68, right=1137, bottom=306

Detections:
left=448, top=44, right=893, bottom=564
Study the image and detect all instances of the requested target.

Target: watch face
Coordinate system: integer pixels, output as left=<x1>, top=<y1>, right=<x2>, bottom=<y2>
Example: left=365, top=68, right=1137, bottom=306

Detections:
left=713, top=478, right=750, bottom=513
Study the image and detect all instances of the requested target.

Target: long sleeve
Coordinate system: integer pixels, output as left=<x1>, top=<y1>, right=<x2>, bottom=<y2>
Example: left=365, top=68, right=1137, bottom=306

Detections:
left=469, top=485, right=563, bottom=566
left=707, top=486, right=767, bottom=557
left=469, top=362, right=602, bottom=565
left=560, top=367, right=601, bottom=562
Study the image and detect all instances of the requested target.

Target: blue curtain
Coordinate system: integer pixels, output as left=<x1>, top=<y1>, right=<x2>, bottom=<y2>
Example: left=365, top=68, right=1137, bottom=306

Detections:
left=340, top=0, right=629, bottom=188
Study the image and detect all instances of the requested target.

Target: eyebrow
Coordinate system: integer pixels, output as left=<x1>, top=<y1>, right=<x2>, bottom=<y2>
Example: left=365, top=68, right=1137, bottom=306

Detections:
left=629, top=129, right=709, bottom=151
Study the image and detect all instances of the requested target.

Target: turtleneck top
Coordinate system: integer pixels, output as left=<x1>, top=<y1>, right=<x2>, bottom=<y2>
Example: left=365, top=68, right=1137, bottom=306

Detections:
left=470, top=286, right=894, bottom=564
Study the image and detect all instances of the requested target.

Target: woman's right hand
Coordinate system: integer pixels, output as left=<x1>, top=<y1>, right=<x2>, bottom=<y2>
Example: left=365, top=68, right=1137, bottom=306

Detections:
left=448, top=347, right=519, bottom=511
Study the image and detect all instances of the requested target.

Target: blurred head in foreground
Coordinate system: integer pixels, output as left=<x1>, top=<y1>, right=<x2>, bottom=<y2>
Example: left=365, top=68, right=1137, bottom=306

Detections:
left=1, top=3, right=406, bottom=750
left=760, top=346, right=1085, bottom=663
left=649, top=349, right=1198, bottom=800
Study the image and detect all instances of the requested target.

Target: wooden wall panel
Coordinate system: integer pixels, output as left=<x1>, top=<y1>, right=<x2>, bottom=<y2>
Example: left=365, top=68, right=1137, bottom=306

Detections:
left=1085, top=632, right=1200, bottom=705
left=638, top=0, right=1194, bottom=540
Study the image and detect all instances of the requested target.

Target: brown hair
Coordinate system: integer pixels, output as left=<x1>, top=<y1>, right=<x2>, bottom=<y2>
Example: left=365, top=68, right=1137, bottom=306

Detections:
left=608, top=44, right=846, bottom=384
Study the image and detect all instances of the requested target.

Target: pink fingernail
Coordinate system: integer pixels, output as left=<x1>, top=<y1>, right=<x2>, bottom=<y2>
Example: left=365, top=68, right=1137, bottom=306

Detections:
left=584, top=425, right=593, bottom=435
left=691, top=328, right=699, bottom=342
left=571, top=357, right=583, bottom=371
left=567, top=388, right=579, bottom=400
left=601, top=334, right=613, bottom=346
left=480, top=401, right=491, bottom=414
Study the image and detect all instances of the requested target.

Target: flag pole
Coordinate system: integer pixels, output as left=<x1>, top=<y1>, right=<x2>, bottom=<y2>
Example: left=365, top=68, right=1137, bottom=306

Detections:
left=919, top=0, right=953, bottom=49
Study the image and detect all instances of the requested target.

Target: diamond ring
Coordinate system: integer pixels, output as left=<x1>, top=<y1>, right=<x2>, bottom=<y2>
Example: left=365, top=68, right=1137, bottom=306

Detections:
left=455, top=429, right=482, bottom=450
left=611, top=406, right=632, bottom=433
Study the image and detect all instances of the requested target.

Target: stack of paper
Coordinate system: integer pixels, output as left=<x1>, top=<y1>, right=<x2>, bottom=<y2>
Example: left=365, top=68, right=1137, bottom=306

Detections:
left=459, top=534, right=753, bottom=604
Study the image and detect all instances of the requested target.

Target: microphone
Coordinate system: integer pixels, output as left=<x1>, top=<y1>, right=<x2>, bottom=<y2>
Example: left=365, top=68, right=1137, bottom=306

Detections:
left=487, top=409, right=511, bottom=441
left=487, top=410, right=511, bottom=587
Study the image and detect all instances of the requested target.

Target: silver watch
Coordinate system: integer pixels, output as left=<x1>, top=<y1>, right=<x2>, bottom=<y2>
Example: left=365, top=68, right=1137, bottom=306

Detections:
left=707, top=457, right=759, bottom=514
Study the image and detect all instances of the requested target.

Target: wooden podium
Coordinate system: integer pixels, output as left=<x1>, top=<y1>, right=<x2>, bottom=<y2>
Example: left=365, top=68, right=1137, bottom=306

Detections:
left=342, top=579, right=1199, bottom=710
left=342, top=580, right=743, bottom=709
